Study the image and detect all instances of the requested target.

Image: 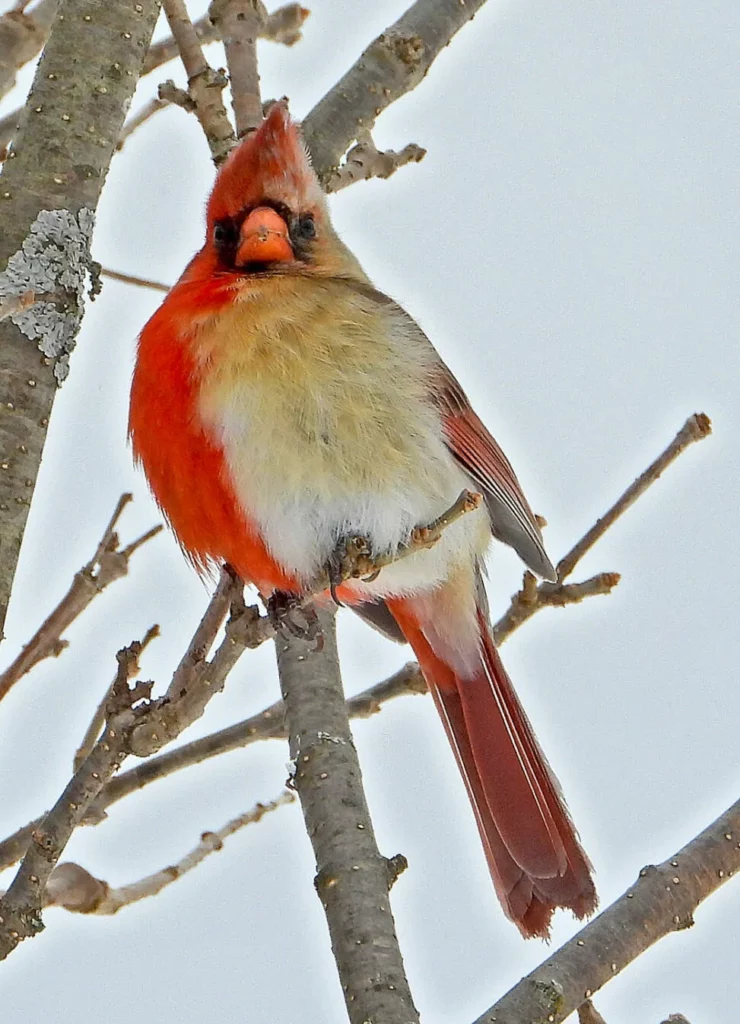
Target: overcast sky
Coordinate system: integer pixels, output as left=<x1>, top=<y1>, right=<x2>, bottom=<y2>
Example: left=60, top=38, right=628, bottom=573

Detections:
left=1, top=1, right=739, bottom=1021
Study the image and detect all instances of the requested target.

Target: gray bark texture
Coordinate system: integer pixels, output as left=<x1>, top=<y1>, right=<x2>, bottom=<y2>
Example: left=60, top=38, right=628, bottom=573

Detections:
left=276, top=604, right=420, bottom=1024
left=303, top=0, right=489, bottom=185
left=0, top=0, right=161, bottom=639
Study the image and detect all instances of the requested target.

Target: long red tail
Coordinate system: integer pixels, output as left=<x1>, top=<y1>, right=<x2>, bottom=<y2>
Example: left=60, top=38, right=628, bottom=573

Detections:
left=388, top=589, right=597, bottom=938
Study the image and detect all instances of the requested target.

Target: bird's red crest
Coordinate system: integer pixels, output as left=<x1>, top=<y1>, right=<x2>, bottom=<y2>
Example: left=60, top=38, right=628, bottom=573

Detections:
left=207, top=103, right=321, bottom=226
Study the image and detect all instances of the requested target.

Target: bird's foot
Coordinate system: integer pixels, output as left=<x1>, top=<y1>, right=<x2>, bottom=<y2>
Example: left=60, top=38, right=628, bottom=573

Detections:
left=267, top=590, right=319, bottom=642
left=326, top=534, right=379, bottom=604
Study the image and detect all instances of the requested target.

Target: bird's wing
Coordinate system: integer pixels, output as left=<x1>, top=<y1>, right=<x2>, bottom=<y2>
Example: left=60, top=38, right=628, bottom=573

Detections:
left=432, top=363, right=556, bottom=581
left=332, top=277, right=556, bottom=581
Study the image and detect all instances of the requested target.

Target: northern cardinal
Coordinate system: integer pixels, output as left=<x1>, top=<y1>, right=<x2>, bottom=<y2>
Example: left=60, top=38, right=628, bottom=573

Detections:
left=129, top=102, right=597, bottom=937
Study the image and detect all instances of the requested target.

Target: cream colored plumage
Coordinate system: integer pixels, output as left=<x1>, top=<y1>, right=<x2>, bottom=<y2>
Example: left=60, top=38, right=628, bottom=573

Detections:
left=129, top=102, right=597, bottom=938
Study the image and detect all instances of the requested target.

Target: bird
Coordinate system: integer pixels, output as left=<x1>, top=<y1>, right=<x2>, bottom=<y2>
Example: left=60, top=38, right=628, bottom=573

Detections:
left=129, top=101, right=597, bottom=938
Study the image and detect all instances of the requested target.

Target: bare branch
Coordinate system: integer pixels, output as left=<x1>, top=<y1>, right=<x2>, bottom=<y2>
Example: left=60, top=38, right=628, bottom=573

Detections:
left=0, top=4, right=310, bottom=160
left=100, top=266, right=170, bottom=292
left=0, top=0, right=161, bottom=640
left=311, top=488, right=481, bottom=593
left=491, top=570, right=621, bottom=646
left=0, top=817, right=41, bottom=873
left=161, top=0, right=236, bottom=164
left=491, top=413, right=712, bottom=643
left=73, top=625, right=160, bottom=773
left=557, top=413, right=711, bottom=581
left=303, top=0, right=491, bottom=184
left=144, top=2, right=309, bottom=74
left=44, top=792, right=294, bottom=914
left=578, top=1001, right=609, bottom=1024
left=0, top=495, right=161, bottom=703
left=261, top=2, right=308, bottom=46
left=0, top=634, right=154, bottom=960
left=0, top=414, right=710, bottom=869
left=116, top=96, right=171, bottom=151
left=0, top=0, right=57, bottom=100
left=475, top=797, right=740, bottom=1024
left=90, top=661, right=427, bottom=819
left=209, top=0, right=265, bottom=137
left=275, top=604, right=420, bottom=1024
left=325, top=131, right=426, bottom=193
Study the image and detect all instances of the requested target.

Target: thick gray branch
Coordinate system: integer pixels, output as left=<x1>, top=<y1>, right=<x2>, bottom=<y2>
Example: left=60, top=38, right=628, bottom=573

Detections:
left=276, top=605, right=420, bottom=1024
left=0, top=0, right=160, bottom=640
left=475, top=798, right=740, bottom=1024
left=303, top=0, right=489, bottom=184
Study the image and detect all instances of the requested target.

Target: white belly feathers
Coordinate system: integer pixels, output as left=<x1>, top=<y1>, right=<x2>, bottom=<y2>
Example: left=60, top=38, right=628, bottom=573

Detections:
left=194, top=278, right=491, bottom=595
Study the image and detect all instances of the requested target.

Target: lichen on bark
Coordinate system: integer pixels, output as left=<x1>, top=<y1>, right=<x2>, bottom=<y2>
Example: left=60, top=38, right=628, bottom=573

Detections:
left=0, top=0, right=161, bottom=639
left=0, top=208, right=97, bottom=383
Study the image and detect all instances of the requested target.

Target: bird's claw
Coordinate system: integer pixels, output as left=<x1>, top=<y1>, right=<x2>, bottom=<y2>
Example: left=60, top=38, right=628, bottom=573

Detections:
left=267, top=590, right=320, bottom=642
left=325, top=535, right=376, bottom=604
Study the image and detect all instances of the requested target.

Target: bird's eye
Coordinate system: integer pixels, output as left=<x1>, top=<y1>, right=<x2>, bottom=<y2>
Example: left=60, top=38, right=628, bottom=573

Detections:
left=213, top=223, right=230, bottom=245
left=295, top=214, right=316, bottom=240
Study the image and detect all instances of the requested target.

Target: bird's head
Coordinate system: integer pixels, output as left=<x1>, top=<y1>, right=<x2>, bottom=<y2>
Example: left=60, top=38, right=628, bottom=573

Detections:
left=204, top=102, right=363, bottom=281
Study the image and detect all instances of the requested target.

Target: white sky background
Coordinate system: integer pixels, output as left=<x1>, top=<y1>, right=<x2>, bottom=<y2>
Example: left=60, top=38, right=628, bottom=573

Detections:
left=1, top=0, right=739, bottom=1020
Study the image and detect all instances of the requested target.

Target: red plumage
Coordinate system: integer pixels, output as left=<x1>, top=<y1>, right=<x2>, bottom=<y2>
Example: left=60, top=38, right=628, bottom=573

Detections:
left=130, top=103, right=597, bottom=937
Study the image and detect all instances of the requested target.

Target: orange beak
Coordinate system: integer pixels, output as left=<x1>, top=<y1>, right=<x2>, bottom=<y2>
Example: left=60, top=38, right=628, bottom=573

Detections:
left=236, top=206, right=293, bottom=265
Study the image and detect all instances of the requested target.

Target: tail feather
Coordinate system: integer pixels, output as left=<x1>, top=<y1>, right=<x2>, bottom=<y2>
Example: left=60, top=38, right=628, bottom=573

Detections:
left=388, top=592, right=597, bottom=939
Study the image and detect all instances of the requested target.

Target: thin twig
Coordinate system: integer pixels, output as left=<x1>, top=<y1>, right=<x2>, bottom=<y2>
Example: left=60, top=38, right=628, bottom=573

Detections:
left=493, top=413, right=712, bottom=643
left=0, top=634, right=154, bottom=960
left=0, top=495, right=162, bottom=703
left=100, top=267, right=170, bottom=292
left=311, top=489, right=481, bottom=590
left=43, top=792, right=294, bottom=913
left=209, top=0, right=265, bottom=137
left=0, top=4, right=310, bottom=161
left=475, top=797, right=740, bottom=1024
left=557, top=413, right=711, bottom=580
left=73, top=625, right=160, bottom=773
left=116, top=96, right=171, bottom=150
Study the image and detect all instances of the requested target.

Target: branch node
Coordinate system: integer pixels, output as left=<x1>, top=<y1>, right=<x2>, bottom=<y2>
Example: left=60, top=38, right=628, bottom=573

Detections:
left=384, top=853, right=408, bottom=890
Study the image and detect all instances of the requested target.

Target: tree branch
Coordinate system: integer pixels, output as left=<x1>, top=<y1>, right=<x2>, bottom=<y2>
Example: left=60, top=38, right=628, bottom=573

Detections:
left=303, top=0, right=490, bottom=184
left=0, top=494, right=161, bottom=703
left=275, top=604, right=420, bottom=1024
left=556, top=413, right=711, bottom=581
left=100, top=266, right=170, bottom=292
left=161, top=0, right=236, bottom=164
left=209, top=0, right=264, bottom=137
left=0, top=0, right=57, bottom=101
left=0, top=4, right=311, bottom=159
left=325, top=131, right=426, bottom=193
left=73, top=625, right=160, bottom=772
left=0, top=0, right=160, bottom=641
left=492, top=413, right=711, bottom=643
left=475, top=797, right=740, bottom=1024
left=43, top=791, right=294, bottom=914
left=578, top=1001, right=609, bottom=1024
left=0, top=412, right=709, bottom=872
left=144, top=2, right=308, bottom=74
left=0, top=634, right=155, bottom=960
